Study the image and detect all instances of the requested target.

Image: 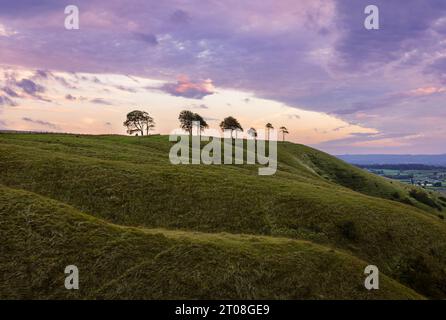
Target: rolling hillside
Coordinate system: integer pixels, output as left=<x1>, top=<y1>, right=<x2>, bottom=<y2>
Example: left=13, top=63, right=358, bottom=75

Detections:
left=1, top=133, right=446, bottom=299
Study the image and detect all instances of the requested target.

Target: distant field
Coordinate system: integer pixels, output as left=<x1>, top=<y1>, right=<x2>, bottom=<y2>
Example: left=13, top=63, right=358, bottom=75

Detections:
left=1, top=133, right=446, bottom=299
left=358, top=165, right=446, bottom=197
left=338, top=154, right=446, bottom=167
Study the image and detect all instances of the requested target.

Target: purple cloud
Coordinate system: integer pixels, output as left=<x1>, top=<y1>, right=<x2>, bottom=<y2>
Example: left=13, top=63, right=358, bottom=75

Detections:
left=34, top=70, right=49, bottom=79
left=91, top=98, right=113, bottom=105
left=133, top=33, right=158, bottom=46
left=334, top=0, right=446, bottom=69
left=115, top=85, right=137, bottom=93
left=0, top=95, right=17, bottom=106
left=2, top=87, right=19, bottom=97
left=16, top=79, right=45, bottom=95
left=22, top=117, right=58, bottom=129
left=424, top=57, right=446, bottom=83
left=170, top=9, right=191, bottom=25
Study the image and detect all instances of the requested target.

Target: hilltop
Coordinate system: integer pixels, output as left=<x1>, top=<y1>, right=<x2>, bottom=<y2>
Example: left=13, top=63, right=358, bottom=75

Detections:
left=1, top=133, right=446, bottom=299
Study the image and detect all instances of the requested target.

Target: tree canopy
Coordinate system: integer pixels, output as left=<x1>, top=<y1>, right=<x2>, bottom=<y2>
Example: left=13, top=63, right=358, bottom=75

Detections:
left=178, top=110, right=209, bottom=134
left=123, top=110, right=155, bottom=136
left=220, top=116, right=243, bottom=138
left=247, top=127, right=257, bottom=139
left=279, top=126, right=289, bottom=142
left=265, top=123, right=274, bottom=140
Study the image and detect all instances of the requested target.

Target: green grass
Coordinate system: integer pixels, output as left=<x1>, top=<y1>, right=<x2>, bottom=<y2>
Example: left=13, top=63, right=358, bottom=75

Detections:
left=0, top=185, right=421, bottom=299
left=1, top=133, right=445, bottom=299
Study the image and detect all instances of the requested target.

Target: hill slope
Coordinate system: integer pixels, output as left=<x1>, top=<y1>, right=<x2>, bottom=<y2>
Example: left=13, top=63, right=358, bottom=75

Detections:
left=0, top=185, right=421, bottom=299
left=1, top=133, right=446, bottom=299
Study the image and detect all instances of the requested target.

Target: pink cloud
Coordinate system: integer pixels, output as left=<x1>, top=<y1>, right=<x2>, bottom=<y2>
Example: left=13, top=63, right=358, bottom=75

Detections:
left=409, top=86, right=446, bottom=96
left=161, top=75, right=215, bottom=99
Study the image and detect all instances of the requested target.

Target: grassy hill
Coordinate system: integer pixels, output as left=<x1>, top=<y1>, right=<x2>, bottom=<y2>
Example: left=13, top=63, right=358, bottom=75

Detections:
left=1, top=133, right=446, bottom=299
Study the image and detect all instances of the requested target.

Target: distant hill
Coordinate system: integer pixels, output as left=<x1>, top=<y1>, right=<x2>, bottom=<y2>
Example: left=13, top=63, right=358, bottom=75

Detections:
left=355, top=164, right=446, bottom=170
left=337, top=154, right=446, bottom=166
left=1, top=133, right=446, bottom=299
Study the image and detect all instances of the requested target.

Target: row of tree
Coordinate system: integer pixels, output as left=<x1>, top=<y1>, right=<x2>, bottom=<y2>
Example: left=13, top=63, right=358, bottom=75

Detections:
left=123, top=109, right=289, bottom=141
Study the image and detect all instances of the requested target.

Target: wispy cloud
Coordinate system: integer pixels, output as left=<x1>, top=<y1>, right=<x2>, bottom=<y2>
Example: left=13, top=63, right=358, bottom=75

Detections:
left=1, top=72, right=51, bottom=102
left=133, top=33, right=158, bottom=46
left=287, top=114, right=301, bottom=120
left=409, top=86, right=446, bottom=96
left=0, top=94, right=17, bottom=106
left=91, top=98, right=113, bottom=105
left=22, top=117, right=58, bottom=129
left=16, top=79, right=45, bottom=95
left=115, top=85, right=137, bottom=93
left=2, top=86, right=19, bottom=97
left=189, top=104, right=208, bottom=109
left=0, top=23, right=17, bottom=37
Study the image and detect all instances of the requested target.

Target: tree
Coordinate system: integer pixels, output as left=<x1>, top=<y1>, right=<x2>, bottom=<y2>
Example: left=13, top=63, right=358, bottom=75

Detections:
left=265, top=123, right=274, bottom=140
left=146, top=117, right=156, bottom=135
left=279, top=126, right=289, bottom=142
left=247, top=127, right=257, bottom=140
left=192, top=113, right=209, bottom=135
left=178, top=110, right=194, bottom=134
left=123, top=110, right=155, bottom=136
left=220, top=116, right=243, bottom=139
left=178, top=110, right=208, bottom=135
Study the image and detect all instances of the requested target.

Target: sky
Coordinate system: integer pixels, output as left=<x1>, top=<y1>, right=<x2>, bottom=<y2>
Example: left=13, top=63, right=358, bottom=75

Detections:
left=0, top=0, right=445, bottom=154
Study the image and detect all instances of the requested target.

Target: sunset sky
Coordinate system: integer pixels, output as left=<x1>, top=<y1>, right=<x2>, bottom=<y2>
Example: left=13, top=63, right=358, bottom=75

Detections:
left=1, top=0, right=446, bottom=154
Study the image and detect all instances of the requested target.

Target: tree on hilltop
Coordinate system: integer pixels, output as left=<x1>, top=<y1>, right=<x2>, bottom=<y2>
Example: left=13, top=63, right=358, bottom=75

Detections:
left=123, top=110, right=155, bottom=136
left=279, top=126, right=289, bottom=142
left=247, top=127, right=257, bottom=140
left=178, top=110, right=209, bottom=135
left=265, top=123, right=274, bottom=140
left=220, top=116, right=243, bottom=139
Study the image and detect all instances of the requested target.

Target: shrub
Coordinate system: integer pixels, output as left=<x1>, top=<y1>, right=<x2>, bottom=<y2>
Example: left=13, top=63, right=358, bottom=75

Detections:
left=391, top=192, right=400, bottom=199
left=398, top=255, right=446, bottom=299
left=337, top=221, right=358, bottom=241
left=409, top=189, right=441, bottom=210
